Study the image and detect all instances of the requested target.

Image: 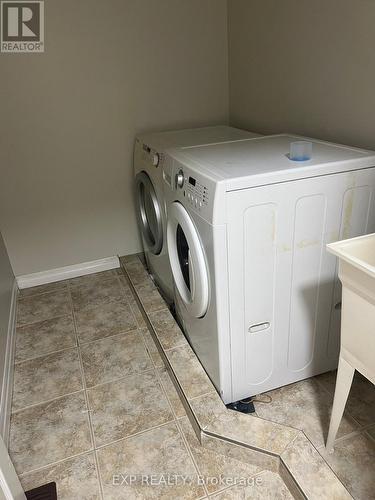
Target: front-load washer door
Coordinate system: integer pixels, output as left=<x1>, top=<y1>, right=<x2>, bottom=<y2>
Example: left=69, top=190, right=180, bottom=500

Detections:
left=135, top=171, right=163, bottom=255
left=167, top=201, right=209, bottom=318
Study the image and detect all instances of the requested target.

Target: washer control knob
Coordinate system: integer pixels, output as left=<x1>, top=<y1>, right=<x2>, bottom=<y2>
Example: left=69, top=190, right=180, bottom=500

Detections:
left=176, top=169, right=185, bottom=188
left=152, top=153, right=159, bottom=167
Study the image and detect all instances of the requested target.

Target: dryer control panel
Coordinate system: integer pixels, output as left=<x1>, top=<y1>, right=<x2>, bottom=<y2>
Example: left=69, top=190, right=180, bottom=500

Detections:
left=141, top=141, right=162, bottom=169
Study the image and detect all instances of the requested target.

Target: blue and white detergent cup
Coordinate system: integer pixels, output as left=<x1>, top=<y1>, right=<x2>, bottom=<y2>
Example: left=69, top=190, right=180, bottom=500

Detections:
left=289, top=141, right=312, bottom=161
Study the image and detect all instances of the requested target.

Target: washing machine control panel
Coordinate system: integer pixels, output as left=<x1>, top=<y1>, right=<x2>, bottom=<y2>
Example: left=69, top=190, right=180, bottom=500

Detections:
left=164, top=153, right=217, bottom=221
left=174, top=168, right=210, bottom=213
left=184, top=175, right=209, bottom=211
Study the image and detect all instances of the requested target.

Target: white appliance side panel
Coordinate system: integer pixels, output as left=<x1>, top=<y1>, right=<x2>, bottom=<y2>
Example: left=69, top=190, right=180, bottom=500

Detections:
left=327, top=180, right=375, bottom=358
left=227, top=187, right=289, bottom=401
left=243, top=203, right=276, bottom=385
left=288, top=194, right=327, bottom=371
left=227, top=167, right=375, bottom=400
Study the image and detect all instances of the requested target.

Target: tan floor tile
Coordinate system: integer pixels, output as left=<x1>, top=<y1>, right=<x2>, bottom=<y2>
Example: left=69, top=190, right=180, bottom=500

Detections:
left=81, top=331, right=152, bottom=388
left=97, top=422, right=205, bottom=499
left=158, top=367, right=186, bottom=418
left=15, top=315, right=76, bottom=362
left=314, top=369, right=338, bottom=393
left=282, top=433, right=352, bottom=500
left=69, top=269, right=121, bottom=287
left=70, top=277, right=125, bottom=311
left=13, top=348, right=83, bottom=411
left=346, top=374, right=375, bottom=427
left=141, top=328, right=164, bottom=368
left=148, top=309, right=187, bottom=350
left=10, top=392, right=92, bottom=474
left=211, top=470, right=293, bottom=499
left=135, top=282, right=166, bottom=314
left=319, top=432, right=375, bottom=500
left=365, top=424, right=375, bottom=441
left=119, top=254, right=141, bottom=265
left=316, top=370, right=375, bottom=427
left=190, top=393, right=299, bottom=456
left=20, top=453, right=101, bottom=500
left=17, top=291, right=71, bottom=326
left=179, top=417, right=264, bottom=495
left=124, top=260, right=150, bottom=287
left=255, top=378, right=359, bottom=448
left=201, top=434, right=278, bottom=474
left=129, top=296, right=147, bottom=328
left=75, top=299, right=137, bottom=344
left=118, top=274, right=133, bottom=299
left=166, top=344, right=214, bottom=400
left=18, top=281, right=68, bottom=298
left=87, top=371, right=173, bottom=447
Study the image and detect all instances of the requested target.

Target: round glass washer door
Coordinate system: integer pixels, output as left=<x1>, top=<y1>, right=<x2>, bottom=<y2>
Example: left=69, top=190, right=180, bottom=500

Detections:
left=167, top=201, right=209, bottom=318
left=135, top=171, right=163, bottom=255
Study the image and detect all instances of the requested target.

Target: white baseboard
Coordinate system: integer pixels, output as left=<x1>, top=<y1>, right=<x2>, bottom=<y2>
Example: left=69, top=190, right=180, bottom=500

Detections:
left=16, top=256, right=120, bottom=289
left=0, top=280, right=18, bottom=448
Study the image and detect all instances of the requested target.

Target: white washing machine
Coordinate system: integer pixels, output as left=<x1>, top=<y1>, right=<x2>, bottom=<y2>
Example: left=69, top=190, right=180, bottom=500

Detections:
left=134, top=126, right=260, bottom=302
left=164, top=134, right=375, bottom=403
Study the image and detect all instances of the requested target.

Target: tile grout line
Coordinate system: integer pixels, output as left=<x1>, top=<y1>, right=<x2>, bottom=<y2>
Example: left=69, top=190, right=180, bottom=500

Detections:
left=365, top=428, right=375, bottom=444
left=71, top=272, right=141, bottom=500
left=14, top=335, right=78, bottom=365
left=66, top=281, right=101, bottom=498
left=115, top=273, right=141, bottom=329
left=19, top=449, right=98, bottom=478
left=121, top=272, right=198, bottom=427
left=317, top=423, right=375, bottom=450
left=133, top=300, right=193, bottom=423
left=16, top=311, right=72, bottom=329
left=84, top=367, right=156, bottom=392
left=19, top=272, right=123, bottom=298
left=138, top=327, right=210, bottom=497
left=314, top=374, right=374, bottom=431
left=178, top=416, right=275, bottom=499
left=17, top=286, right=69, bottom=301
left=123, top=266, right=216, bottom=406
left=279, top=428, right=354, bottom=500
left=76, top=325, right=140, bottom=348
left=94, top=419, right=183, bottom=452
left=72, top=272, right=177, bottom=449
left=93, top=448, right=105, bottom=500
left=11, top=286, right=95, bottom=479
left=11, top=388, right=86, bottom=415
left=69, top=287, right=104, bottom=500
left=174, top=417, right=210, bottom=498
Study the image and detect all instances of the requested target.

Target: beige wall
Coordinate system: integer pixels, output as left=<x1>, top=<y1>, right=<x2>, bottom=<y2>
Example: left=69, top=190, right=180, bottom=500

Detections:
left=228, top=0, right=375, bottom=149
left=0, top=0, right=228, bottom=276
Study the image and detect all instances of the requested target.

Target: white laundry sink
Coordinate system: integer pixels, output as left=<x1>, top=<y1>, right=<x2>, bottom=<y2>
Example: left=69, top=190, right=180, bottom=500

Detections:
left=326, top=233, right=375, bottom=451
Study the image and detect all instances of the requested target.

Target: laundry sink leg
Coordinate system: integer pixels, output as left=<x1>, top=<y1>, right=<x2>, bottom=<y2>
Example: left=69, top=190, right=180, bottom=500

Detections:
left=326, top=356, right=355, bottom=453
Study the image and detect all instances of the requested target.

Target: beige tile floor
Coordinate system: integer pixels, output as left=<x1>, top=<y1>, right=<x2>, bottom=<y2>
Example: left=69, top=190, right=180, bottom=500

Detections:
left=10, top=268, right=294, bottom=499
left=253, top=369, right=375, bottom=500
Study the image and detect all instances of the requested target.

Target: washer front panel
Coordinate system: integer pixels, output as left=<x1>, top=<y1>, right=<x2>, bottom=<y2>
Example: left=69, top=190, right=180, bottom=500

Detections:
left=135, top=171, right=163, bottom=255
